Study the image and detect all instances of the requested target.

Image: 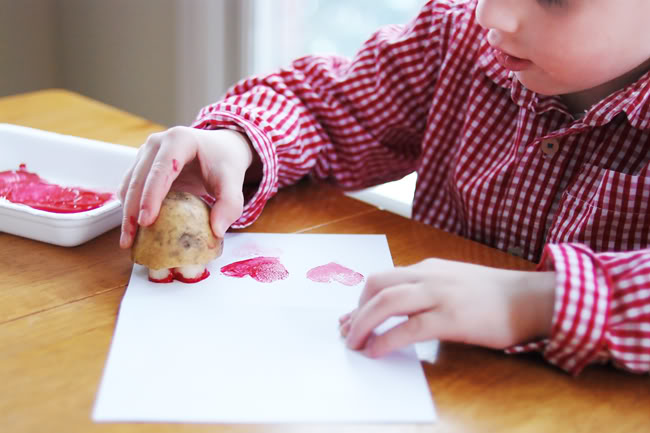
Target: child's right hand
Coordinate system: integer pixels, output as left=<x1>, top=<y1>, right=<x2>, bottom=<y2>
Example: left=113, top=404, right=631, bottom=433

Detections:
left=118, top=126, right=257, bottom=248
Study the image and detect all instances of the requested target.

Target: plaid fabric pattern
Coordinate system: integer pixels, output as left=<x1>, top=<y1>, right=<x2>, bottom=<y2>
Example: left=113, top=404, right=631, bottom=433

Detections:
left=193, top=0, right=650, bottom=374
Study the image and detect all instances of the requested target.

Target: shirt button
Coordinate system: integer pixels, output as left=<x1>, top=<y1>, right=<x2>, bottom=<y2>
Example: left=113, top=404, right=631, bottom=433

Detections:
left=541, top=138, right=559, bottom=157
left=508, top=246, right=524, bottom=257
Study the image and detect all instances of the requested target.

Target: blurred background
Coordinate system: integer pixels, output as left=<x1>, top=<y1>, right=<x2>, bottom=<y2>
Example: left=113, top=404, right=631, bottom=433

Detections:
left=1, top=0, right=423, bottom=127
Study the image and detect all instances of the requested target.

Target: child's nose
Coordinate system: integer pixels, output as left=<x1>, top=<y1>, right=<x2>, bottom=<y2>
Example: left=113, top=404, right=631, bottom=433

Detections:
left=475, top=0, right=520, bottom=34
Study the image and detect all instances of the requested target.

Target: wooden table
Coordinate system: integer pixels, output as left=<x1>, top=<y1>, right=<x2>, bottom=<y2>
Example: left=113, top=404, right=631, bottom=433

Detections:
left=1, top=90, right=649, bottom=433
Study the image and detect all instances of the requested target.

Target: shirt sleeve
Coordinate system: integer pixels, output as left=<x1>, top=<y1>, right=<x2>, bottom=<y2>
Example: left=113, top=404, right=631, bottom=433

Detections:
left=191, top=0, right=455, bottom=228
left=507, top=244, right=650, bottom=375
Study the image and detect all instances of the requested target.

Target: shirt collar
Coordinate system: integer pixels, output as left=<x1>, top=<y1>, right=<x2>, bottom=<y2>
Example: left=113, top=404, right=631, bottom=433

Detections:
left=476, top=34, right=650, bottom=130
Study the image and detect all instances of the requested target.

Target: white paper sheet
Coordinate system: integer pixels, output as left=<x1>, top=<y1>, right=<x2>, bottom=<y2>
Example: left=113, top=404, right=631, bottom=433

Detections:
left=93, top=233, right=436, bottom=423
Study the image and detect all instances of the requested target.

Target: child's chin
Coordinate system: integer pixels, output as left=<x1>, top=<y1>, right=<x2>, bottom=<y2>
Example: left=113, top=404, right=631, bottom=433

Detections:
left=513, top=71, right=566, bottom=96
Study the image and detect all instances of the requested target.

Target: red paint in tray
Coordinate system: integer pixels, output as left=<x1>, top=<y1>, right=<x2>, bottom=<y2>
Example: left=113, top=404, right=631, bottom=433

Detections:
left=0, top=164, right=113, bottom=213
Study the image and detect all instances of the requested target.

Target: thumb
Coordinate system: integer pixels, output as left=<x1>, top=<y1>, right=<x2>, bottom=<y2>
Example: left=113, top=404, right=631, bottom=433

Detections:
left=209, top=185, right=244, bottom=238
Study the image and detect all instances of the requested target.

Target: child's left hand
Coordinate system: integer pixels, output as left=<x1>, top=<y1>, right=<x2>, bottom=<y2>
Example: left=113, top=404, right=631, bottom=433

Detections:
left=339, top=259, right=556, bottom=357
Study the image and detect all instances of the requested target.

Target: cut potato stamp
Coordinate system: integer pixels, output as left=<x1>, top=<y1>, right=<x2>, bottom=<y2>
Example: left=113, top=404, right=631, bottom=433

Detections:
left=131, top=191, right=223, bottom=283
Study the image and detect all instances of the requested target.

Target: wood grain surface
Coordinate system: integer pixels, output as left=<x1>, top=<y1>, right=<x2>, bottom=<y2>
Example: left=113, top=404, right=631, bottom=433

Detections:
left=1, top=89, right=648, bottom=433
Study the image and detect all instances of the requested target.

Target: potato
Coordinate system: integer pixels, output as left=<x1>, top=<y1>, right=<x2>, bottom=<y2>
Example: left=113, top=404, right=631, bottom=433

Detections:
left=131, top=191, right=223, bottom=280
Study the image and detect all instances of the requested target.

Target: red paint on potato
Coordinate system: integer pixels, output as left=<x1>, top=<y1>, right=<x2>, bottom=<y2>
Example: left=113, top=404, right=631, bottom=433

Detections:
left=172, top=268, right=210, bottom=283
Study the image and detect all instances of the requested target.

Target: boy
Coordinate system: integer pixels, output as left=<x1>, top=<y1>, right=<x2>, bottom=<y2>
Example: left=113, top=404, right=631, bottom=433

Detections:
left=119, top=0, right=650, bottom=375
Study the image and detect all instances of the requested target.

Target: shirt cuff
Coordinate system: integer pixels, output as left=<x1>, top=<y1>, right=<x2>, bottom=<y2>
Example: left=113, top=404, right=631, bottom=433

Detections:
left=191, top=111, right=278, bottom=229
left=506, top=244, right=611, bottom=375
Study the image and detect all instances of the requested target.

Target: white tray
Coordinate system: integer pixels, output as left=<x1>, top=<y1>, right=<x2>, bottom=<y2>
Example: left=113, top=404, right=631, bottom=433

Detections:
left=0, top=124, right=137, bottom=247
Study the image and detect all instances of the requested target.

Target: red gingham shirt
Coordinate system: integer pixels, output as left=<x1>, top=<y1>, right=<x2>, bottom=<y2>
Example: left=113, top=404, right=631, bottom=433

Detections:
left=193, top=0, right=650, bottom=375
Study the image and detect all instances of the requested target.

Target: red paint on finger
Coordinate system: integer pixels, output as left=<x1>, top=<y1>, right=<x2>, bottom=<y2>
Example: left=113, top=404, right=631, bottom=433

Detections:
left=172, top=159, right=179, bottom=172
left=220, top=256, right=289, bottom=283
left=306, top=262, right=364, bottom=286
left=200, top=194, right=216, bottom=206
left=129, top=215, right=137, bottom=237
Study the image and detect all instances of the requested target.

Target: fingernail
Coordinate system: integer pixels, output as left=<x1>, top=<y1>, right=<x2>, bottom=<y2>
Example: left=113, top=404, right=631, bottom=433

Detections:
left=345, top=333, right=355, bottom=349
left=339, top=321, right=351, bottom=338
left=120, top=230, right=128, bottom=248
left=339, top=312, right=351, bottom=324
left=216, top=220, right=228, bottom=237
left=138, top=209, right=148, bottom=225
left=362, top=334, right=377, bottom=357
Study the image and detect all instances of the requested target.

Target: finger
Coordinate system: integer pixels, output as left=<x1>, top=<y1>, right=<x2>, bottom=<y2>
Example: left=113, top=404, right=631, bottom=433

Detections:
left=358, top=267, right=418, bottom=308
left=203, top=164, right=245, bottom=237
left=118, top=145, right=150, bottom=247
left=139, top=138, right=197, bottom=227
left=363, top=312, right=445, bottom=358
left=339, top=309, right=357, bottom=337
left=339, top=319, right=352, bottom=338
left=120, top=145, right=159, bottom=248
left=346, top=284, right=434, bottom=350
left=339, top=310, right=354, bottom=324
left=118, top=165, right=134, bottom=204
left=118, top=167, right=136, bottom=248
left=118, top=143, right=148, bottom=203
left=208, top=183, right=244, bottom=237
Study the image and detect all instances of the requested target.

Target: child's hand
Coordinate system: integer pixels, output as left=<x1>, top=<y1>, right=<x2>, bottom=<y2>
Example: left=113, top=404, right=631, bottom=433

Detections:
left=339, top=259, right=556, bottom=357
left=118, top=127, right=258, bottom=248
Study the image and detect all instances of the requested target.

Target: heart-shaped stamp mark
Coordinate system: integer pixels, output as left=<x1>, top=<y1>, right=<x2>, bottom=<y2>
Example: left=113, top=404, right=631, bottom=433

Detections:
left=306, top=262, right=364, bottom=286
left=220, top=256, right=289, bottom=283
